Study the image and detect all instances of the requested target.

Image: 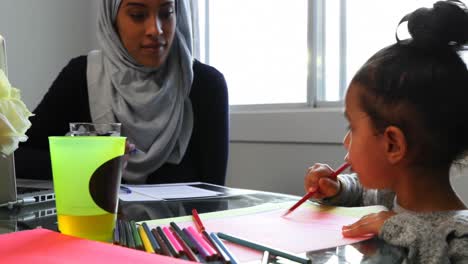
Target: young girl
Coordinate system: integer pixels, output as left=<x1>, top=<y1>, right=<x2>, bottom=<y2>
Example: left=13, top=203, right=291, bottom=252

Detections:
left=304, top=1, right=468, bottom=262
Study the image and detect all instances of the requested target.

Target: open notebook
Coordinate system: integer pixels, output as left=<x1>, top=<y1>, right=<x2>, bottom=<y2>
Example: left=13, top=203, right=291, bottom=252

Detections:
left=0, top=35, right=55, bottom=209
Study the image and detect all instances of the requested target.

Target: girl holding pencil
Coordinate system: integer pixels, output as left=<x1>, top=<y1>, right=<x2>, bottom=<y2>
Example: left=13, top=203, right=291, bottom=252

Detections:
left=304, top=1, right=468, bottom=263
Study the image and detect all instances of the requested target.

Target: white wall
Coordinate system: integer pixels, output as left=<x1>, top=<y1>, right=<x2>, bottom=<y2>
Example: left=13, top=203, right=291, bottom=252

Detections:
left=0, top=0, right=98, bottom=109
left=227, top=142, right=346, bottom=195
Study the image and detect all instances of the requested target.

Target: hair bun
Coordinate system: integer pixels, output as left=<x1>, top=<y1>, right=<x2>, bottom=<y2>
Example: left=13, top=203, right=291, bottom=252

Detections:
left=407, top=0, right=468, bottom=49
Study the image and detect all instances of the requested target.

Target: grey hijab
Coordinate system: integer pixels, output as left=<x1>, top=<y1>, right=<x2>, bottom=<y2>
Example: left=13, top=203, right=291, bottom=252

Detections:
left=87, top=0, right=194, bottom=183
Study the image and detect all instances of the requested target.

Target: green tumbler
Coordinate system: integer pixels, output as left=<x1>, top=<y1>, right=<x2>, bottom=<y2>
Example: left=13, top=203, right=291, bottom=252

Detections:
left=49, top=136, right=126, bottom=242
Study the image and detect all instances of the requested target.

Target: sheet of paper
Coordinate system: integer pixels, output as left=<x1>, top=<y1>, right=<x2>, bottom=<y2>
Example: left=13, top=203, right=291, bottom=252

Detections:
left=119, top=184, right=222, bottom=201
left=142, top=201, right=388, bottom=263
left=0, top=228, right=191, bottom=264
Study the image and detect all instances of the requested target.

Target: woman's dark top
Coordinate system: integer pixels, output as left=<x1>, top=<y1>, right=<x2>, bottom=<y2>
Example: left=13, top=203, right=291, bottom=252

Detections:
left=15, top=56, right=229, bottom=185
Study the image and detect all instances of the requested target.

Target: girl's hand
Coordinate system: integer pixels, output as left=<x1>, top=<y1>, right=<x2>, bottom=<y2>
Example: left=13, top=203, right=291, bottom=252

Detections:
left=342, top=211, right=396, bottom=237
left=304, top=163, right=341, bottom=199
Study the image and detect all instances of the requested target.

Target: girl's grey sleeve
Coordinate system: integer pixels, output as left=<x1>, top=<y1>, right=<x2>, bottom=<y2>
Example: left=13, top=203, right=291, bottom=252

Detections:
left=379, top=212, right=468, bottom=264
left=319, top=173, right=395, bottom=208
left=319, top=173, right=363, bottom=206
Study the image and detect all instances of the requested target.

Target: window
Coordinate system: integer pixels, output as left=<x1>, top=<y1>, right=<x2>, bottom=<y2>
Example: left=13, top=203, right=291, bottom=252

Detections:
left=195, top=0, right=440, bottom=107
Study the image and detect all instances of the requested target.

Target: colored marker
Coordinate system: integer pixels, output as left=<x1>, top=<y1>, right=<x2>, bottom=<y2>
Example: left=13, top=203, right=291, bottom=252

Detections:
left=156, top=226, right=179, bottom=257
left=113, top=221, right=120, bottom=245
left=171, top=227, right=201, bottom=262
left=183, top=227, right=213, bottom=260
left=118, top=220, right=127, bottom=247
left=202, top=230, right=231, bottom=263
left=162, top=226, right=184, bottom=255
left=142, top=222, right=161, bottom=254
left=217, top=232, right=311, bottom=264
left=187, top=226, right=217, bottom=257
left=191, top=208, right=206, bottom=232
left=124, top=221, right=136, bottom=249
left=170, top=221, right=198, bottom=253
left=210, top=232, right=239, bottom=264
left=283, top=162, right=350, bottom=216
left=130, top=220, right=143, bottom=250
left=152, top=228, right=173, bottom=257
left=138, top=225, right=155, bottom=253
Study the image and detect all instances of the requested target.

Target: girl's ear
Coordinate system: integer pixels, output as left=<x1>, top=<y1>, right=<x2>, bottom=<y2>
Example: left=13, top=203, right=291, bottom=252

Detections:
left=382, top=126, right=407, bottom=164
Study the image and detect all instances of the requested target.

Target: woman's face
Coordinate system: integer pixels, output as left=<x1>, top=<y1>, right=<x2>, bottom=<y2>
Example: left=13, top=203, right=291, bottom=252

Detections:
left=116, top=0, right=176, bottom=68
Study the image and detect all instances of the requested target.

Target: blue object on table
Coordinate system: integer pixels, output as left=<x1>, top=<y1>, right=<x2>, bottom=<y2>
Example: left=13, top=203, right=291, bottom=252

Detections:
left=120, top=186, right=132, bottom=194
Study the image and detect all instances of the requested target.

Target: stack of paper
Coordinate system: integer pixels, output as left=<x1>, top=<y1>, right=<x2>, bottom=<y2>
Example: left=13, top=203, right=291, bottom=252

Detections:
left=119, top=184, right=223, bottom=202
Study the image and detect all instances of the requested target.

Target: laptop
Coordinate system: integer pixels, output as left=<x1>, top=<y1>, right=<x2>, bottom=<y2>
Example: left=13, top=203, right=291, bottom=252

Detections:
left=0, top=153, right=55, bottom=209
left=0, top=35, right=55, bottom=209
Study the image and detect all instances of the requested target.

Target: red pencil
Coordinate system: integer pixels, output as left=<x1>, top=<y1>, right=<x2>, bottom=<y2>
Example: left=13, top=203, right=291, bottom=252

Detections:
left=191, top=208, right=206, bottom=232
left=283, top=162, right=350, bottom=216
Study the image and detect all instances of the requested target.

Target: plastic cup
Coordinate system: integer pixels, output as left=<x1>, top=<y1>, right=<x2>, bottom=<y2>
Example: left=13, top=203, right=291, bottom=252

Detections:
left=48, top=136, right=126, bottom=242
left=69, top=122, right=121, bottom=136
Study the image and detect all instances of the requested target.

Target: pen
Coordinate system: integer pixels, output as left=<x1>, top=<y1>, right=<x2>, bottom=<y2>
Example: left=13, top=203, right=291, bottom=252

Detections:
left=217, top=232, right=311, bottom=264
left=283, top=162, right=350, bottom=216
left=129, top=147, right=143, bottom=155
left=120, top=186, right=132, bottom=194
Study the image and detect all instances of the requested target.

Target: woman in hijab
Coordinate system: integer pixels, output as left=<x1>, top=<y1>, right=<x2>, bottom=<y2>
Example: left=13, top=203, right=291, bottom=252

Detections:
left=15, top=0, right=229, bottom=185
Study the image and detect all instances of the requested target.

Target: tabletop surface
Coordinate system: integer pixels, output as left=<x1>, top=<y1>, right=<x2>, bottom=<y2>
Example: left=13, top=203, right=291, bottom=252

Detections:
left=0, top=185, right=406, bottom=263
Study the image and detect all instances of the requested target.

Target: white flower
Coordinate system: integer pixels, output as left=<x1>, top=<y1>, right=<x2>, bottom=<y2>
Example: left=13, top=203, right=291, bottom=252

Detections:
left=0, top=69, right=33, bottom=156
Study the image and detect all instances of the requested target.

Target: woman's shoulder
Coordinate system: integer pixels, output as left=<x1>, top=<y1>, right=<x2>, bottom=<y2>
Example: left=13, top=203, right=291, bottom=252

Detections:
left=57, top=55, right=88, bottom=76
left=193, top=59, right=225, bottom=81
left=67, top=55, right=88, bottom=69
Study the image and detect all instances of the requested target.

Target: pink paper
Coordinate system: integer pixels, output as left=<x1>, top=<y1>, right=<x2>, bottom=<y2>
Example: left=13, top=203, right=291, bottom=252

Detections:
left=171, top=206, right=373, bottom=263
left=0, top=228, right=191, bottom=264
